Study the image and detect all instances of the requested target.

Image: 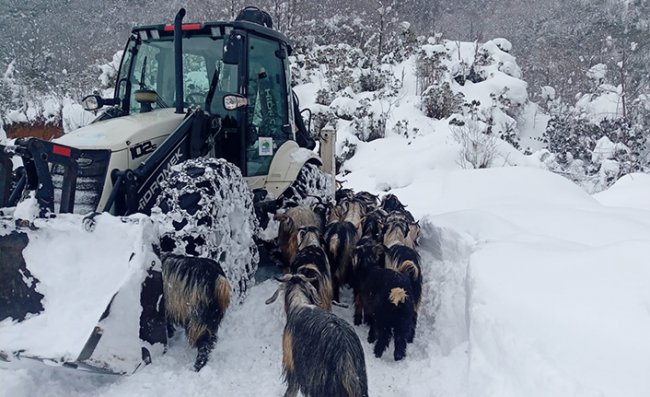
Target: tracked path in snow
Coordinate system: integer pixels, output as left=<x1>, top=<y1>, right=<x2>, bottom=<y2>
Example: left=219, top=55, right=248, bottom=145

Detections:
left=1, top=218, right=476, bottom=397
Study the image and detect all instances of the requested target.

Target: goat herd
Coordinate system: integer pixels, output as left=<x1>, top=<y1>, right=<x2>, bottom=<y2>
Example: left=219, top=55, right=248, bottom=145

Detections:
left=265, top=189, right=422, bottom=396
left=161, top=188, right=422, bottom=397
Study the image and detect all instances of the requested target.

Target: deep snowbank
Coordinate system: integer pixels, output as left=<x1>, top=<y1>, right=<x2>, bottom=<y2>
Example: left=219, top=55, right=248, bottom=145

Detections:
left=0, top=213, right=161, bottom=374
left=364, top=165, right=650, bottom=396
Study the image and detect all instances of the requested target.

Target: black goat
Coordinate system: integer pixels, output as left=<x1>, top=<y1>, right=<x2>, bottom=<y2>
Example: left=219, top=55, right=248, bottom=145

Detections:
left=360, top=267, right=416, bottom=361
left=162, top=254, right=231, bottom=371
left=385, top=244, right=422, bottom=343
left=267, top=274, right=369, bottom=397
left=351, top=238, right=386, bottom=326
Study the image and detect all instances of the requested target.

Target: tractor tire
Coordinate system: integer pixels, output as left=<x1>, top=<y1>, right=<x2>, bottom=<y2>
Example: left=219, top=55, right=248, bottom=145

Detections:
left=281, top=162, right=335, bottom=208
left=152, top=158, right=259, bottom=302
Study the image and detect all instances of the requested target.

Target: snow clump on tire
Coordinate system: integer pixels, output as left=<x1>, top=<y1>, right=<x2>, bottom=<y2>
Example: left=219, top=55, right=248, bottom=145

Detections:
left=152, top=158, right=259, bottom=303
left=282, top=162, right=334, bottom=207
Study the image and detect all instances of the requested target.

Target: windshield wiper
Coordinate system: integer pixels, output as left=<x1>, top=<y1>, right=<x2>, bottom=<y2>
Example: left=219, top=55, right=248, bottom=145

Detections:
left=133, top=57, right=169, bottom=109
left=205, top=66, right=221, bottom=111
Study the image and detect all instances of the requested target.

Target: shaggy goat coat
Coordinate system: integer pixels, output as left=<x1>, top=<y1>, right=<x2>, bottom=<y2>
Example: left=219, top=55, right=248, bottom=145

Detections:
left=275, top=206, right=322, bottom=267
left=324, top=220, right=359, bottom=302
left=162, top=254, right=231, bottom=371
left=290, top=227, right=334, bottom=311
left=276, top=276, right=369, bottom=397
left=361, top=267, right=415, bottom=361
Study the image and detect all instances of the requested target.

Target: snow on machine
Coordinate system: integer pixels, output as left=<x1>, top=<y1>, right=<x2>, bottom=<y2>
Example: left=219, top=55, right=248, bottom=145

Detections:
left=0, top=7, right=335, bottom=375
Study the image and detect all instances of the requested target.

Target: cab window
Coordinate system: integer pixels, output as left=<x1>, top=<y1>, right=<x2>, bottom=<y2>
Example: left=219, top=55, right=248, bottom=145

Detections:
left=246, top=34, right=289, bottom=177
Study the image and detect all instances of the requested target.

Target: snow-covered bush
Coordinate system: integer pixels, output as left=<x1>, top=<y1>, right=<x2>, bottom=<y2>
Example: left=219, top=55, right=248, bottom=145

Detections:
left=421, top=82, right=464, bottom=120
left=542, top=111, right=648, bottom=192
left=351, top=99, right=387, bottom=142
left=450, top=103, right=498, bottom=169
left=415, top=44, right=449, bottom=95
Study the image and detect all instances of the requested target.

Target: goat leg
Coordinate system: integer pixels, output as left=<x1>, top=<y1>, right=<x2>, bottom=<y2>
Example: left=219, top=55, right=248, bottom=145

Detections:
left=394, top=323, right=409, bottom=361
left=407, top=312, right=417, bottom=343
left=353, top=293, right=363, bottom=326
left=373, top=326, right=391, bottom=358
left=194, top=333, right=216, bottom=371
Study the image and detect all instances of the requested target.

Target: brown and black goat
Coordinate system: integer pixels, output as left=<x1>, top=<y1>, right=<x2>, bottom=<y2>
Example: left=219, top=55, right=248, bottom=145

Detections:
left=360, top=208, right=388, bottom=241
left=266, top=274, right=370, bottom=397
left=162, top=254, right=231, bottom=371
left=354, top=191, right=380, bottom=212
left=289, top=226, right=333, bottom=311
left=275, top=206, right=322, bottom=268
left=324, top=220, right=360, bottom=302
left=380, top=193, right=413, bottom=219
left=383, top=218, right=418, bottom=249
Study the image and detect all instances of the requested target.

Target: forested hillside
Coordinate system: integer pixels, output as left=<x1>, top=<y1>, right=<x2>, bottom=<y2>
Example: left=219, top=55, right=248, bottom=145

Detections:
left=1, top=0, right=649, bottom=191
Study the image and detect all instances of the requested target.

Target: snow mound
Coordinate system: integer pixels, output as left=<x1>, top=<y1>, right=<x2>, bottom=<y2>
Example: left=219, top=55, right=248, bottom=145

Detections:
left=593, top=172, right=650, bottom=211
left=0, top=214, right=160, bottom=374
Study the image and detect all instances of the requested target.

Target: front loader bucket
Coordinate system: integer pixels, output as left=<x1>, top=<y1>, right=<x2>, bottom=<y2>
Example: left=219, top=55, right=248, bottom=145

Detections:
left=0, top=210, right=166, bottom=375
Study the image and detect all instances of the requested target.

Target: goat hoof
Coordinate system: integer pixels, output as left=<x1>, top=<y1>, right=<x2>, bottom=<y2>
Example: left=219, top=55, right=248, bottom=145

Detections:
left=354, top=315, right=362, bottom=326
left=394, top=352, right=405, bottom=361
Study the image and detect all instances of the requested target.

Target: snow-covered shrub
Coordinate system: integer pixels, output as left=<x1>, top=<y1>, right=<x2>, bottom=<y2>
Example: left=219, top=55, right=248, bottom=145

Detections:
left=328, top=67, right=356, bottom=93
left=358, top=69, right=387, bottom=92
left=311, top=109, right=338, bottom=137
left=352, top=99, right=387, bottom=142
left=98, top=51, right=122, bottom=93
left=392, top=119, right=419, bottom=140
left=415, top=44, right=449, bottom=95
left=337, top=138, right=357, bottom=172
left=543, top=114, right=598, bottom=165
left=542, top=109, right=648, bottom=192
left=450, top=105, right=498, bottom=169
left=421, top=82, right=464, bottom=120
left=315, top=88, right=335, bottom=106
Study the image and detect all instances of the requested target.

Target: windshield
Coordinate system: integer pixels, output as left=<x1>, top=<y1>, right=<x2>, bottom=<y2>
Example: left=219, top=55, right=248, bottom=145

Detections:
left=116, top=34, right=236, bottom=115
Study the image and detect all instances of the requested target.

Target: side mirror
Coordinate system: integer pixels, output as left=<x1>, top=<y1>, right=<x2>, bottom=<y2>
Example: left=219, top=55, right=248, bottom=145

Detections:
left=81, top=95, right=104, bottom=111
left=81, top=95, right=117, bottom=112
left=224, top=94, right=248, bottom=110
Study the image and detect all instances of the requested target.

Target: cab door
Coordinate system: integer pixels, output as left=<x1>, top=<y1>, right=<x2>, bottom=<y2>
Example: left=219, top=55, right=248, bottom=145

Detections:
left=244, top=34, right=291, bottom=177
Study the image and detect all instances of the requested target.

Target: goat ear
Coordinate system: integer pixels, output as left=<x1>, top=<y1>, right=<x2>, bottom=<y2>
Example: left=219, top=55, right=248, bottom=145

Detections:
left=286, top=217, right=295, bottom=232
left=273, top=213, right=288, bottom=221
left=265, top=288, right=281, bottom=305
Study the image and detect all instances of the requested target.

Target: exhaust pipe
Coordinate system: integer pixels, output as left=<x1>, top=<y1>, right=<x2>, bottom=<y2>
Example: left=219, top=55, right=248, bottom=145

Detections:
left=174, top=8, right=186, bottom=114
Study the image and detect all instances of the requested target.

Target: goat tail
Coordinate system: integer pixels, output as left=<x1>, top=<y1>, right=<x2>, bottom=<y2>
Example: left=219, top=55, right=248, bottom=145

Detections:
left=397, top=260, right=420, bottom=280
left=328, top=233, right=340, bottom=259
left=215, top=276, right=231, bottom=313
left=389, top=287, right=409, bottom=306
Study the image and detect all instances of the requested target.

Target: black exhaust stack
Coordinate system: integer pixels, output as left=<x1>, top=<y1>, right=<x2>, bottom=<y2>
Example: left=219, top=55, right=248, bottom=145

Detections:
left=174, top=8, right=186, bottom=114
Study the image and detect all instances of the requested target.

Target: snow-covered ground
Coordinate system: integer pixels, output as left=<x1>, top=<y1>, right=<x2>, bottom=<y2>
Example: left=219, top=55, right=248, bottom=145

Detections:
left=2, top=151, right=650, bottom=396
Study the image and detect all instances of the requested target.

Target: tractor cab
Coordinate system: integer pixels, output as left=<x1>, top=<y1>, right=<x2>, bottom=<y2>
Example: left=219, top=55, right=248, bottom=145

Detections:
left=84, top=7, right=312, bottom=180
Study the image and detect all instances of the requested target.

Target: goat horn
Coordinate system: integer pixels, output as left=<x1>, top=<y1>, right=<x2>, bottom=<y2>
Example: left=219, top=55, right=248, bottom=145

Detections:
left=332, top=300, right=349, bottom=308
left=274, top=274, right=293, bottom=282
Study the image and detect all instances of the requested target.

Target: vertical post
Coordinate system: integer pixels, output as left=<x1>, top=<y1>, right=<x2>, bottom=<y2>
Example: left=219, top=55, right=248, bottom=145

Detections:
left=174, top=8, right=186, bottom=114
left=0, top=146, right=12, bottom=208
left=319, top=126, right=337, bottom=196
